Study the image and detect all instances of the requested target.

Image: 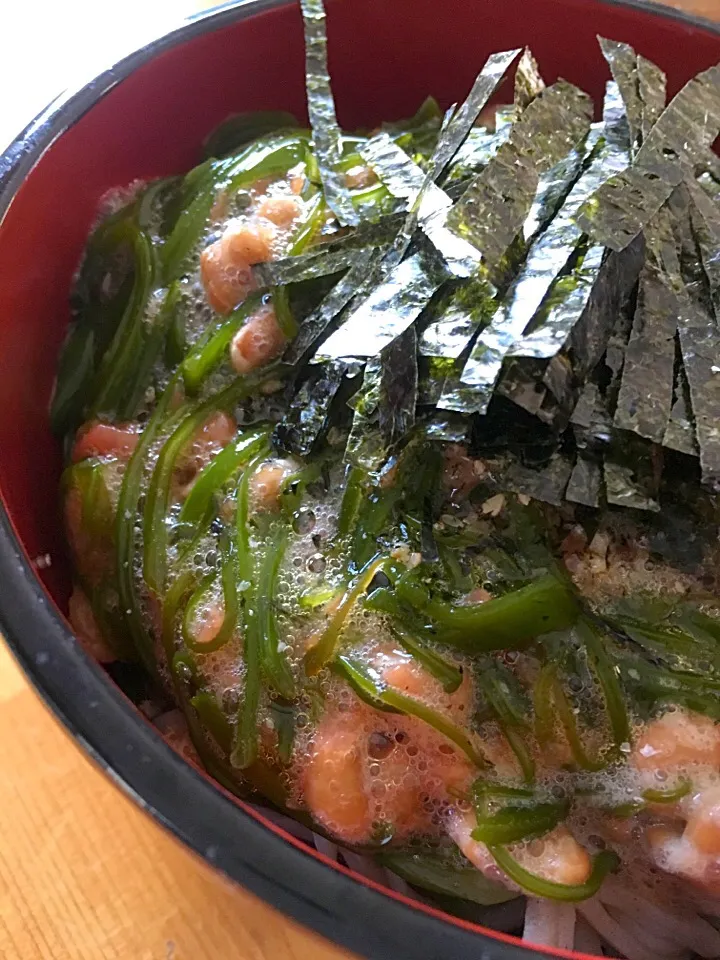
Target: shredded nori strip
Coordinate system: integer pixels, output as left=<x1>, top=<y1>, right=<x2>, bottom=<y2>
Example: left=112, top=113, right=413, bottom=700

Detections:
left=493, top=355, right=549, bottom=416
left=599, top=38, right=644, bottom=155
left=605, top=435, right=662, bottom=512
left=256, top=214, right=404, bottom=288
left=447, top=141, right=535, bottom=273
left=360, top=133, right=435, bottom=205
left=285, top=248, right=379, bottom=364
left=599, top=38, right=665, bottom=157
left=569, top=376, right=611, bottom=508
left=637, top=54, right=667, bottom=142
left=450, top=181, right=595, bottom=410
left=571, top=376, right=613, bottom=444
left=508, top=243, right=606, bottom=367
left=417, top=355, right=459, bottom=406
left=255, top=248, right=358, bottom=288
left=300, top=0, right=359, bottom=226
left=424, top=133, right=601, bottom=391
left=424, top=412, right=469, bottom=443
left=345, top=359, right=386, bottom=471
left=522, top=142, right=588, bottom=243
left=427, top=49, right=522, bottom=182
left=441, top=103, right=609, bottom=415
left=275, top=360, right=359, bottom=455
left=361, top=50, right=519, bottom=280
left=316, top=248, right=449, bottom=361
left=370, top=48, right=519, bottom=282
left=514, top=48, right=545, bottom=111
left=670, top=185, right=720, bottom=485
left=432, top=86, right=597, bottom=416
left=498, top=84, right=630, bottom=399
left=698, top=171, right=720, bottom=205
left=360, top=134, right=481, bottom=277
left=499, top=451, right=575, bottom=506
left=379, top=325, right=418, bottom=446
left=566, top=455, right=603, bottom=507
left=306, top=53, right=518, bottom=372
left=419, top=276, right=497, bottom=360
left=447, top=128, right=509, bottom=184
left=310, top=117, right=454, bottom=370
left=564, top=245, right=662, bottom=511
left=687, top=178, right=720, bottom=306
left=577, top=61, right=720, bottom=252
left=664, top=347, right=699, bottom=457
left=540, top=235, right=645, bottom=423
left=613, top=209, right=679, bottom=442
left=445, top=81, right=593, bottom=269
left=565, top=305, right=652, bottom=510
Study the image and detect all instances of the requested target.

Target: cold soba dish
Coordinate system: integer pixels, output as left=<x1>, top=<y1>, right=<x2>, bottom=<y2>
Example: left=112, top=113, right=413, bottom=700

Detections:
left=53, top=2, right=720, bottom=955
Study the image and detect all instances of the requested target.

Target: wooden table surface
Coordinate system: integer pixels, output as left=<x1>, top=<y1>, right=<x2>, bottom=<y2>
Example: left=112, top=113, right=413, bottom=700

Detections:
left=0, top=642, right=347, bottom=960
left=1, top=1, right=718, bottom=958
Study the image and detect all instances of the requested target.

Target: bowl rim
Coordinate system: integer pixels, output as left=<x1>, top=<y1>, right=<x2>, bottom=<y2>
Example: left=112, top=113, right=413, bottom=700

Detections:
left=1, top=2, right=719, bottom=959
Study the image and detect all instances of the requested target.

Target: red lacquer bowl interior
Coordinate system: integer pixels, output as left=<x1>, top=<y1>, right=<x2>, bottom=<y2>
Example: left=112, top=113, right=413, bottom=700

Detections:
left=1, top=1, right=720, bottom=958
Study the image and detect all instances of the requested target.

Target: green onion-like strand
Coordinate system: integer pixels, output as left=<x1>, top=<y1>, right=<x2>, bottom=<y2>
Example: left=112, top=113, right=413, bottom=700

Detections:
left=232, top=450, right=271, bottom=769
left=335, top=655, right=488, bottom=768
left=304, top=555, right=387, bottom=675
left=258, top=521, right=296, bottom=698
left=427, top=575, right=579, bottom=651
left=472, top=801, right=569, bottom=845
left=115, top=375, right=183, bottom=672
left=487, top=845, right=619, bottom=902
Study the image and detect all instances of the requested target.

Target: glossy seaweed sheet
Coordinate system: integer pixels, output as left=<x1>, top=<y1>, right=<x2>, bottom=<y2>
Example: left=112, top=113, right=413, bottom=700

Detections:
left=284, top=248, right=379, bottom=364
left=442, top=83, right=623, bottom=417
left=306, top=50, right=519, bottom=369
left=576, top=62, right=720, bottom=252
left=598, top=38, right=644, bottom=155
left=445, top=81, right=593, bottom=272
left=316, top=248, right=449, bottom=360
left=514, top=47, right=545, bottom=111
left=613, top=209, right=679, bottom=443
left=663, top=354, right=699, bottom=457
left=300, top=0, right=359, bottom=225
left=433, top=85, right=596, bottom=418
left=564, top=298, right=638, bottom=508
left=540, top=235, right=645, bottom=423
left=604, top=434, right=662, bottom=512
left=669, top=184, right=720, bottom=485
left=522, top=142, right=588, bottom=244
left=359, top=133, right=482, bottom=278
left=566, top=375, right=610, bottom=508
left=566, top=453, right=603, bottom=507
left=427, top=48, right=522, bottom=181
left=499, top=86, right=629, bottom=388
left=419, top=134, right=593, bottom=396
left=598, top=38, right=666, bottom=157
left=275, top=359, right=360, bottom=455
left=418, top=275, right=497, bottom=361
left=446, top=127, right=509, bottom=185
left=497, top=451, right=575, bottom=506
left=265, top=32, right=720, bottom=506
left=254, top=215, right=401, bottom=287
left=344, top=357, right=385, bottom=470
left=379, top=324, right=419, bottom=446
left=637, top=53, right=667, bottom=143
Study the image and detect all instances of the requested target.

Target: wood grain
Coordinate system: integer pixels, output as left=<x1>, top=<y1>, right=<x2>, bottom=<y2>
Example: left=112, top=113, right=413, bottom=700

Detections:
left=1, top=1, right=719, bottom=958
left=0, top=643, right=350, bottom=960
left=661, top=0, right=720, bottom=17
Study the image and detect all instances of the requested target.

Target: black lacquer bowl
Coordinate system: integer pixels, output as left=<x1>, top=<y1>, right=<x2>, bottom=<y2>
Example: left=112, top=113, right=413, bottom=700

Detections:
left=1, top=2, right=719, bottom=957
